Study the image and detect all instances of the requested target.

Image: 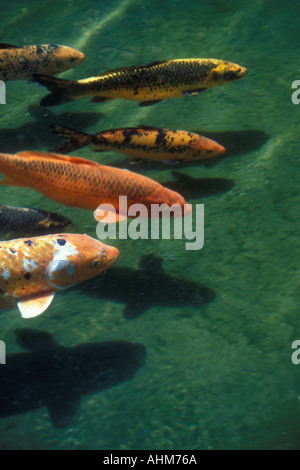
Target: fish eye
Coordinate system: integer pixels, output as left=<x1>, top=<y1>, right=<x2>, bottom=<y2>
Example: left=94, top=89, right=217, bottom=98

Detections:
left=91, top=259, right=101, bottom=267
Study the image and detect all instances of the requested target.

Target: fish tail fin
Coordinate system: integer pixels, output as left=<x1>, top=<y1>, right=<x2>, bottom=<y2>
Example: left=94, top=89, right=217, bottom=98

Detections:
left=50, top=124, right=91, bottom=153
left=33, top=73, right=75, bottom=106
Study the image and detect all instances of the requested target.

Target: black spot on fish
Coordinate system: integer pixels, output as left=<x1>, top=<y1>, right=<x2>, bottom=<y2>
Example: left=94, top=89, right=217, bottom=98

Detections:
left=24, top=272, right=31, bottom=280
left=36, top=46, right=44, bottom=56
left=24, top=240, right=33, bottom=246
left=155, top=130, right=167, bottom=148
left=122, top=129, right=138, bottom=146
left=57, top=238, right=66, bottom=246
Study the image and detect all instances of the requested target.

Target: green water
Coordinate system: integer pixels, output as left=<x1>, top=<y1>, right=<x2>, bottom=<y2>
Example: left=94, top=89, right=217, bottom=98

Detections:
left=0, top=0, right=299, bottom=450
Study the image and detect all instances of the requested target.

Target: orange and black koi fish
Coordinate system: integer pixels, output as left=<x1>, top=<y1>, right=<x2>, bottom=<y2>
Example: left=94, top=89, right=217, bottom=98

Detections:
left=0, top=151, right=191, bottom=222
left=0, top=204, right=73, bottom=240
left=51, top=124, right=225, bottom=162
left=0, top=44, right=85, bottom=81
left=0, top=234, right=119, bottom=318
left=33, top=58, right=247, bottom=106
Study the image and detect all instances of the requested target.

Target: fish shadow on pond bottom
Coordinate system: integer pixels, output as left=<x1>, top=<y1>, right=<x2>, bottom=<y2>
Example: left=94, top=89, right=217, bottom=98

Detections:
left=0, top=105, right=103, bottom=153
left=0, top=329, right=145, bottom=428
left=110, top=129, right=269, bottom=171
left=161, top=171, right=235, bottom=201
left=75, top=254, right=216, bottom=319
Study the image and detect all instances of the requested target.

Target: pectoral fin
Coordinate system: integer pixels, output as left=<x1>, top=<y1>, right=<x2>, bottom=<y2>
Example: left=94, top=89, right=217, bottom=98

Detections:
left=94, top=205, right=128, bottom=224
left=182, top=88, right=206, bottom=96
left=162, top=160, right=181, bottom=165
left=91, top=96, right=112, bottom=103
left=46, top=395, right=81, bottom=428
left=129, top=158, right=144, bottom=165
left=139, top=100, right=162, bottom=107
left=18, top=292, right=55, bottom=319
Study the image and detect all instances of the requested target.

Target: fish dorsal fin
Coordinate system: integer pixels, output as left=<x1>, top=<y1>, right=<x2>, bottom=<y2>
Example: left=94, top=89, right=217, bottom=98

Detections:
left=98, top=60, right=168, bottom=76
left=143, top=60, right=168, bottom=67
left=0, top=43, right=21, bottom=49
left=18, top=292, right=56, bottom=319
left=101, top=126, right=160, bottom=133
left=17, top=151, right=99, bottom=167
left=97, top=66, right=136, bottom=76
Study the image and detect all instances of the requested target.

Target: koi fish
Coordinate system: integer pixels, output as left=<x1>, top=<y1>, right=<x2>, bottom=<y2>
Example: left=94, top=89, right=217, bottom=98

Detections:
left=0, top=151, right=191, bottom=222
left=33, top=58, right=247, bottom=107
left=51, top=124, right=225, bottom=162
left=0, top=234, right=119, bottom=318
left=0, top=204, right=73, bottom=240
left=0, top=44, right=85, bottom=81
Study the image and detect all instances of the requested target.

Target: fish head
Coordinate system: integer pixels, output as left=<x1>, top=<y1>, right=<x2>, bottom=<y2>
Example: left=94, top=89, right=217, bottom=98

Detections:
left=46, top=234, right=119, bottom=288
left=47, top=45, right=85, bottom=74
left=190, top=135, right=225, bottom=159
left=206, top=60, right=247, bottom=88
left=148, top=186, right=192, bottom=218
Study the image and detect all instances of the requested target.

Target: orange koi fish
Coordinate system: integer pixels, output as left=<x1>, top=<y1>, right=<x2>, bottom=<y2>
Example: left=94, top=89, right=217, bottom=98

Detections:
left=0, top=151, right=191, bottom=222
left=0, top=44, right=85, bottom=81
left=52, top=124, right=225, bottom=162
left=33, top=58, right=247, bottom=107
left=0, top=234, right=119, bottom=318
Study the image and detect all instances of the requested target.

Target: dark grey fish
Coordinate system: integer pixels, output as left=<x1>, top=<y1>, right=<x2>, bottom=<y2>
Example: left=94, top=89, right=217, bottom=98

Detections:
left=0, top=204, right=73, bottom=240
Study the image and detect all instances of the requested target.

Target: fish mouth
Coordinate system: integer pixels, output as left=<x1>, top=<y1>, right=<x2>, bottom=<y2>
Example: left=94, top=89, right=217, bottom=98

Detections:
left=104, top=251, right=119, bottom=269
left=218, top=145, right=226, bottom=155
left=236, top=66, right=247, bottom=79
left=222, top=66, right=247, bottom=81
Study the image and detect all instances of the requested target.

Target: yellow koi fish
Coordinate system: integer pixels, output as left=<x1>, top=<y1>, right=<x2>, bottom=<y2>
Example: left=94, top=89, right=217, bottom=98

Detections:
left=0, top=44, right=85, bottom=81
left=52, top=124, right=225, bottom=162
left=33, top=58, right=247, bottom=106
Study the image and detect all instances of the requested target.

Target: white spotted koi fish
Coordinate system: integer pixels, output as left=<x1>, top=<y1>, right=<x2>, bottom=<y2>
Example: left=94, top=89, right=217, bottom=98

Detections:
left=0, top=234, right=119, bottom=318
